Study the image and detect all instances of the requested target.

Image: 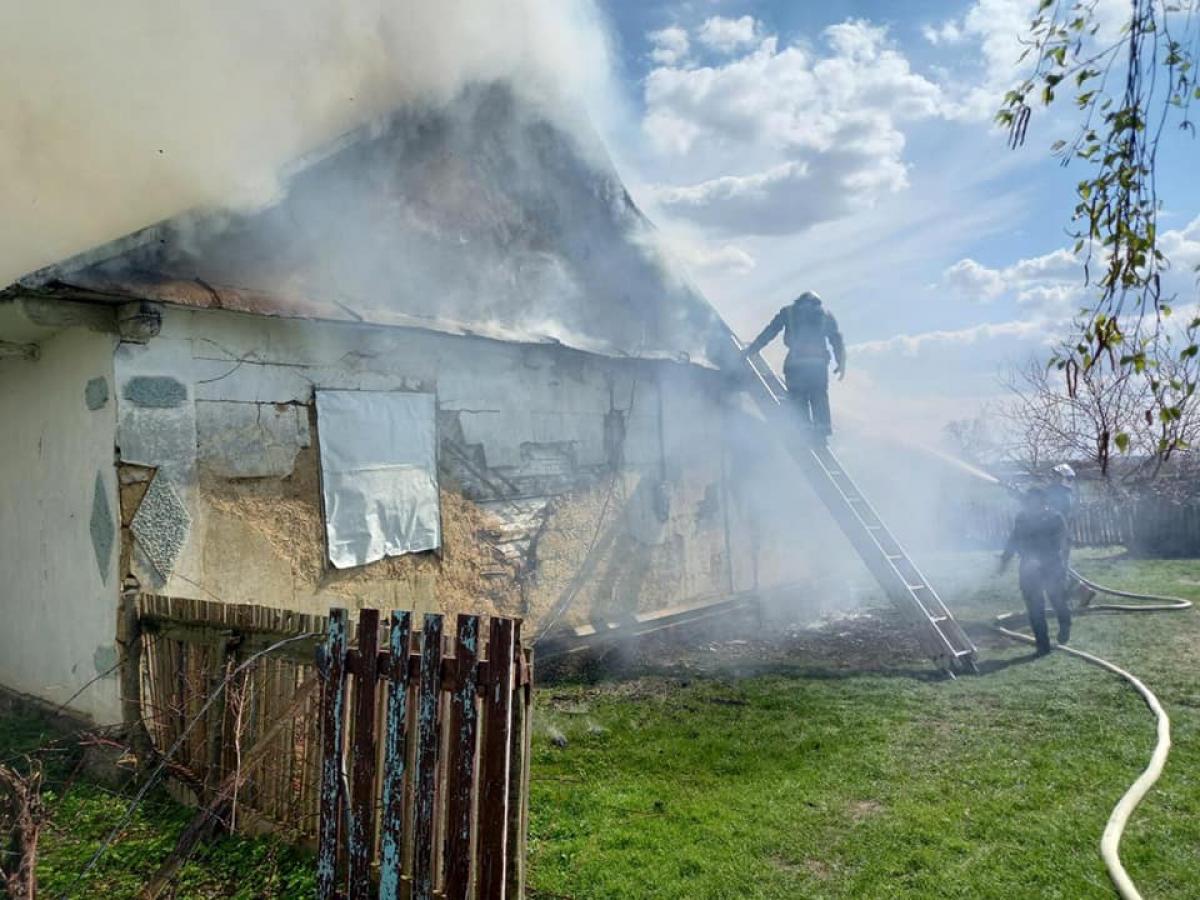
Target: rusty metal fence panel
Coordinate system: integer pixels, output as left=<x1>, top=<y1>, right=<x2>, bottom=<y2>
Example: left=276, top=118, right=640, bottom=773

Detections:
left=316, top=608, right=532, bottom=900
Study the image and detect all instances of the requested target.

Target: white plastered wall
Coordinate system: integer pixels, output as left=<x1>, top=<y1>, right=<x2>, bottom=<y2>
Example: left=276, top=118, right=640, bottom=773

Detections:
left=0, top=326, right=121, bottom=723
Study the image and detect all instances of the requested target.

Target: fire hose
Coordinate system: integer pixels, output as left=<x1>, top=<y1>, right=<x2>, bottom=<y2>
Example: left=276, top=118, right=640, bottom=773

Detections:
left=993, top=570, right=1192, bottom=900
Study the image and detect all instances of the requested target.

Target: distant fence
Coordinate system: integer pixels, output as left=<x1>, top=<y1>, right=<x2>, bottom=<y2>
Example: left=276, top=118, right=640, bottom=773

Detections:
left=952, top=498, right=1200, bottom=557
left=134, top=597, right=533, bottom=900
left=316, top=608, right=531, bottom=900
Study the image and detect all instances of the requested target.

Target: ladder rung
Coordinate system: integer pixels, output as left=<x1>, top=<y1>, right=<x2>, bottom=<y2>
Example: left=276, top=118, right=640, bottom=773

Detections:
left=930, top=615, right=949, bottom=623
left=885, top=554, right=903, bottom=561
left=953, top=649, right=974, bottom=657
left=906, top=584, right=928, bottom=591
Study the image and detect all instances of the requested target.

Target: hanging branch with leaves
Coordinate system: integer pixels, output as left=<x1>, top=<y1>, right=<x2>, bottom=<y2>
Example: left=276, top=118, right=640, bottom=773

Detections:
left=998, top=0, right=1200, bottom=457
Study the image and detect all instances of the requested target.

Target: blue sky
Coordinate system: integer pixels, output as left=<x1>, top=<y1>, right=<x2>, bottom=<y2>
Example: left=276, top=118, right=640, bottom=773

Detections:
left=589, top=0, right=1200, bottom=434
left=2, top=0, right=1195, bottom=438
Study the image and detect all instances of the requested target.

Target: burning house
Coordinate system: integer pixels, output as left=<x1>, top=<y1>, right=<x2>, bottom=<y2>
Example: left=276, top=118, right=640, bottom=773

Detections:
left=0, top=85, right=834, bottom=723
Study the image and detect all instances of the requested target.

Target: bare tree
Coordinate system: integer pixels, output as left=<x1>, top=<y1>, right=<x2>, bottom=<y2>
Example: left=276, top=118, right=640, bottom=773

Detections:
left=996, top=347, right=1159, bottom=479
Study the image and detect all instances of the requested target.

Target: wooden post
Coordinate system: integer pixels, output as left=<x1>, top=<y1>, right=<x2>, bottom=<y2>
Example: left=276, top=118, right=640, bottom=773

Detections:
left=379, top=611, right=413, bottom=900
left=477, top=617, right=516, bottom=899
left=348, top=610, right=380, bottom=899
left=316, top=608, right=349, bottom=900
left=412, top=614, right=444, bottom=900
left=444, top=615, right=481, bottom=899
left=506, top=638, right=532, bottom=900
left=117, top=587, right=153, bottom=758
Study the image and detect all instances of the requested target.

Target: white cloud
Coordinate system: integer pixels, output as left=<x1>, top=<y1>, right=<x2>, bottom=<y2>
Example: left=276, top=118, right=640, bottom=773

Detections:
left=928, top=0, right=1132, bottom=120
left=696, top=16, right=760, bottom=54
left=922, top=21, right=964, bottom=46
left=882, top=215, right=1200, bottom=380
left=943, top=217, right=1200, bottom=313
left=1160, top=214, right=1200, bottom=279
left=642, top=20, right=945, bottom=235
left=852, top=318, right=1056, bottom=357
left=943, top=258, right=1007, bottom=300
left=648, top=26, right=690, bottom=66
left=942, top=246, right=1086, bottom=310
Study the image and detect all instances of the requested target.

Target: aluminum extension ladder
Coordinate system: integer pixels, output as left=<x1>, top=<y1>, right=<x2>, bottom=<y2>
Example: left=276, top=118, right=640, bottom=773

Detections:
left=734, top=338, right=978, bottom=675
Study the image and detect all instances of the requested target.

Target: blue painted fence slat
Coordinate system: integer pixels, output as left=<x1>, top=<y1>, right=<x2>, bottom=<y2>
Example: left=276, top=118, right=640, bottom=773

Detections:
left=411, top=613, right=445, bottom=900
left=316, top=609, right=528, bottom=899
left=348, top=609, right=380, bottom=899
left=378, top=611, right=412, bottom=900
left=316, top=608, right=349, bottom=900
left=444, top=615, right=481, bottom=900
left=477, top=617, right=516, bottom=900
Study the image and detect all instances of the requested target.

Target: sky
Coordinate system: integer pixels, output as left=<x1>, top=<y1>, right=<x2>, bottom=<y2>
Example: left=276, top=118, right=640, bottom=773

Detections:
left=3, top=0, right=1198, bottom=441
left=591, top=0, right=1200, bottom=438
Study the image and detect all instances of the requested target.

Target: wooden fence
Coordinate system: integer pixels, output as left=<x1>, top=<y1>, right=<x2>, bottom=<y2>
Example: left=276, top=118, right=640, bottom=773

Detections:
left=316, top=608, right=532, bottom=900
left=134, top=597, right=533, bottom=900
left=136, top=595, right=326, bottom=836
left=951, top=501, right=1132, bottom=549
left=951, top=498, right=1200, bottom=556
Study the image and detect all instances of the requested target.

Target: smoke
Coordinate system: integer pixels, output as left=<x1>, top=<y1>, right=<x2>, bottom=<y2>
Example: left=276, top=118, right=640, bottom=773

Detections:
left=0, top=0, right=620, bottom=285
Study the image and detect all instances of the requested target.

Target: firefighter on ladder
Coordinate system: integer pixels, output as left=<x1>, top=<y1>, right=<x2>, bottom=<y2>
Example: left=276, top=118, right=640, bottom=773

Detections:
left=742, top=291, right=846, bottom=445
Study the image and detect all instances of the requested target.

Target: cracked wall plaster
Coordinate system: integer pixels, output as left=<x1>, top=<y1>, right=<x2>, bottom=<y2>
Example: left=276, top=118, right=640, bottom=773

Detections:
left=196, top=401, right=310, bottom=477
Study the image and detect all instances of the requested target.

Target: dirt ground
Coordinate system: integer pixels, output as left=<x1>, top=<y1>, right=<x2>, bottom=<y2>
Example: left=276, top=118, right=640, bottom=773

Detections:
left=536, top=605, right=933, bottom=688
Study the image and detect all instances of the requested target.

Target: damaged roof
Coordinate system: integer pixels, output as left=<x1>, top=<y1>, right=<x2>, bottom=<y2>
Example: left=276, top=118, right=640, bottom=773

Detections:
left=5, top=83, right=731, bottom=365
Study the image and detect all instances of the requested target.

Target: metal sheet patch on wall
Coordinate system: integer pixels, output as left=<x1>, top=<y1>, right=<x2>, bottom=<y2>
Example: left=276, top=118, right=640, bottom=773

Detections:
left=315, top=390, right=441, bottom=569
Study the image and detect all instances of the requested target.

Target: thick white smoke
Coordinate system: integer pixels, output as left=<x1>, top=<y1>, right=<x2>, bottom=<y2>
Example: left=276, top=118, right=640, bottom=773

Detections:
left=0, top=0, right=619, bottom=284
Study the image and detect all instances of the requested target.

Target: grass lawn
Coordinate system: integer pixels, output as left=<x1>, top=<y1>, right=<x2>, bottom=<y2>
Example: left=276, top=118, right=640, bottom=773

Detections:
left=526, top=551, right=1200, bottom=899
left=1, top=550, right=1195, bottom=897
left=0, top=705, right=316, bottom=898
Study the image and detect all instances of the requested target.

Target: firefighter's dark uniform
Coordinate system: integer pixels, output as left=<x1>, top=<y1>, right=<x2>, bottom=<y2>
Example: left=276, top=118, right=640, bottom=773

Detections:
left=1045, top=483, right=1074, bottom=522
left=744, top=295, right=845, bottom=439
left=1044, top=480, right=1091, bottom=605
left=1001, top=503, right=1071, bottom=654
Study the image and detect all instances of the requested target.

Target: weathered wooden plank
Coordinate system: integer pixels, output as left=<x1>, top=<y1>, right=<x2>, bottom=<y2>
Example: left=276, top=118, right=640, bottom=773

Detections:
left=379, top=611, right=413, bottom=900
left=118, top=587, right=150, bottom=757
left=505, top=634, right=530, bottom=899
left=138, top=616, right=322, bottom=664
left=444, top=615, right=481, bottom=900
left=517, top=647, right=534, bottom=899
left=433, top=668, right=451, bottom=894
left=411, top=614, right=445, bottom=900
left=348, top=610, right=380, bottom=899
left=316, top=608, right=349, bottom=900
left=477, top=617, right=516, bottom=899
left=204, top=642, right=232, bottom=802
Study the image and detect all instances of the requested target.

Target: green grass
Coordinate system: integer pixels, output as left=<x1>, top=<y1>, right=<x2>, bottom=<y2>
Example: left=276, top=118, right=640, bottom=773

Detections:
left=3, top=551, right=1196, bottom=897
left=0, top=709, right=316, bottom=898
left=526, top=551, right=1200, bottom=898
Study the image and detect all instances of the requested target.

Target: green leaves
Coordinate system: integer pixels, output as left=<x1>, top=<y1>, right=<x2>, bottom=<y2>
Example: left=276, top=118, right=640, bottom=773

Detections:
left=996, top=0, right=1200, bottom=472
